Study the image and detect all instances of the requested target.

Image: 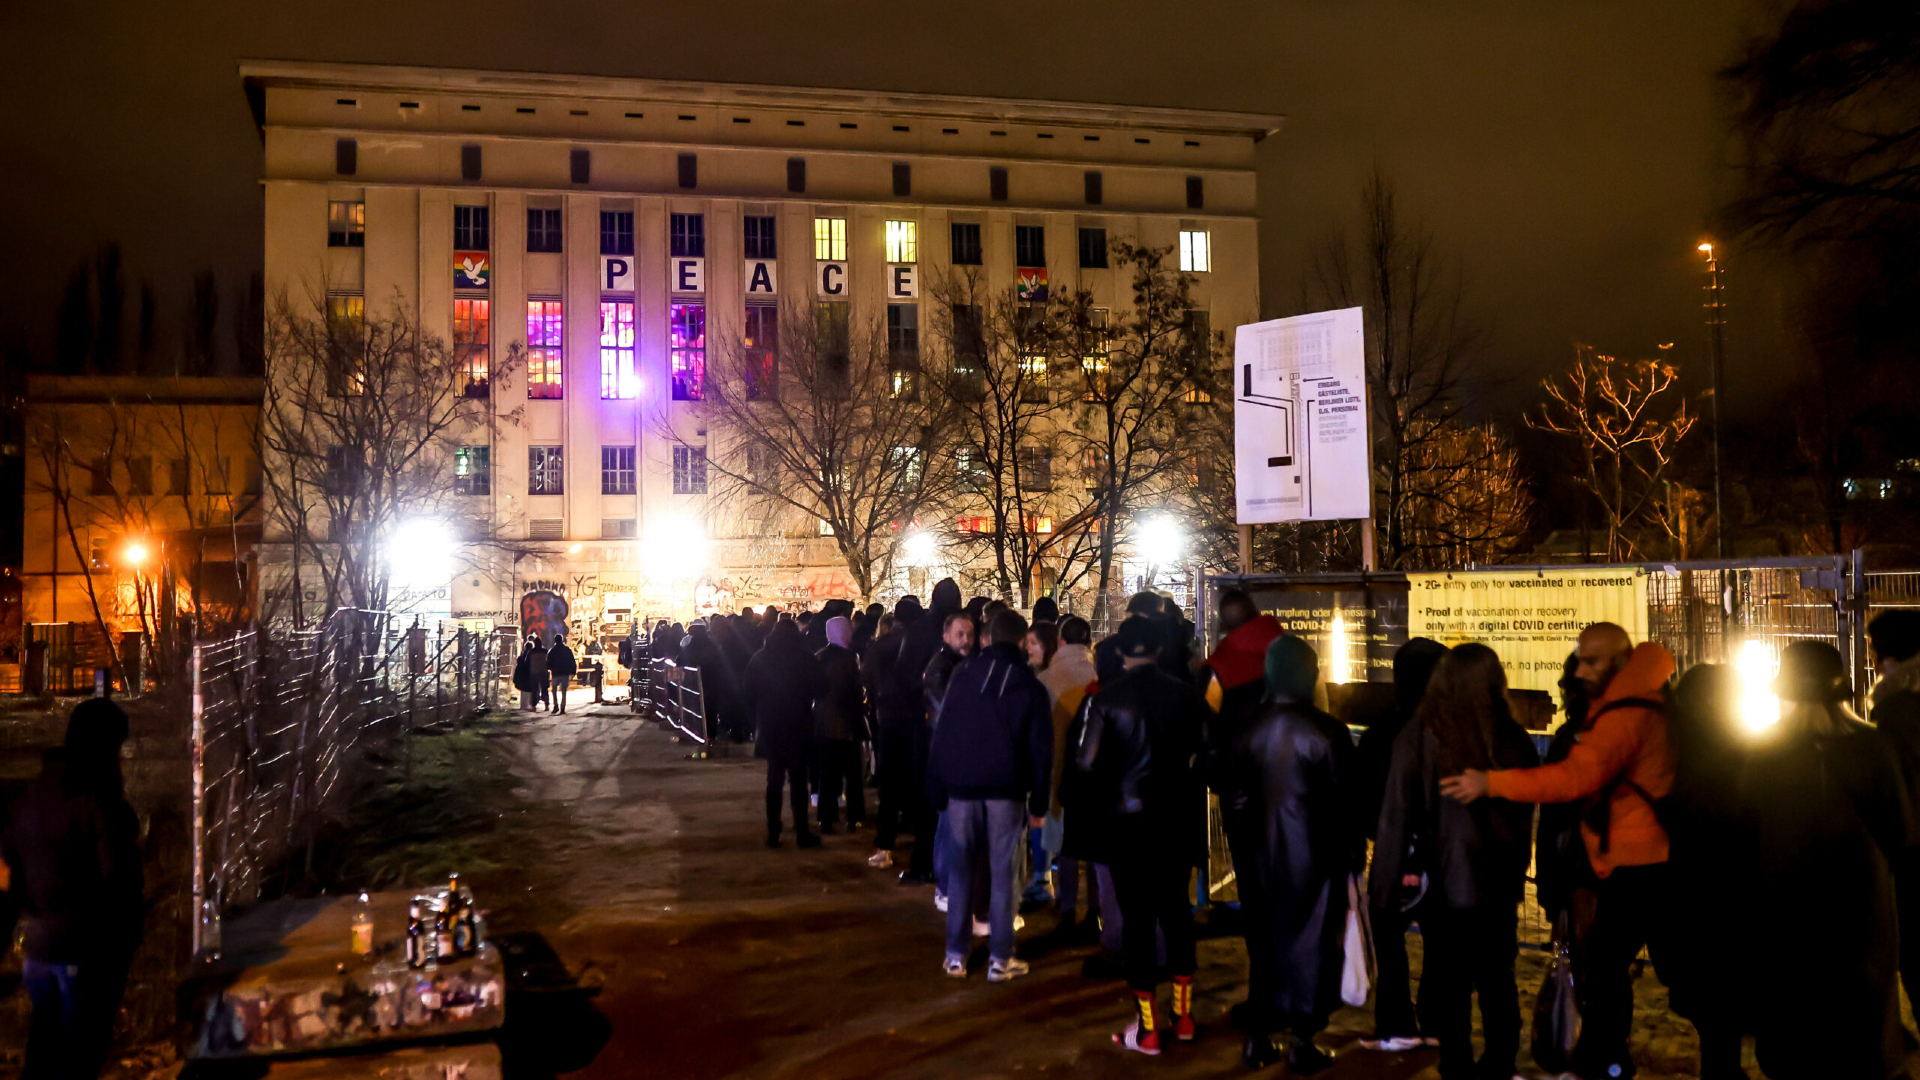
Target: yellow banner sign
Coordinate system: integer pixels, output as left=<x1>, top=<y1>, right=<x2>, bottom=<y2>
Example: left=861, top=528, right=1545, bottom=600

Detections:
left=1405, top=569, right=1650, bottom=691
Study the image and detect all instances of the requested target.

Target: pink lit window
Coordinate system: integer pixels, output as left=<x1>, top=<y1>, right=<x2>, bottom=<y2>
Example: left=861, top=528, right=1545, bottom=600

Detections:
left=526, top=300, right=563, bottom=399
left=670, top=302, right=705, bottom=401
left=599, top=301, right=637, bottom=399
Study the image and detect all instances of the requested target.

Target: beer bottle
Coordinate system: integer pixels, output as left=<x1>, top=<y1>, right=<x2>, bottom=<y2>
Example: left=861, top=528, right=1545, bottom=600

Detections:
left=405, top=898, right=424, bottom=968
left=351, top=891, right=375, bottom=958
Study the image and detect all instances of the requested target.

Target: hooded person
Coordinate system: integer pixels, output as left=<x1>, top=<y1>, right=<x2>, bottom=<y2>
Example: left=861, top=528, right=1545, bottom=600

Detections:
left=1221, top=635, right=1358, bottom=1074
left=813, top=615, right=868, bottom=833
left=1031, top=596, right=1059, bottom=625
left=680, top=623, right=731, bottom=743
left=512, top=638, right=537, bottom=710
left=1202, top=590, right=1288, bottom=742
left=865, top=594, right=932, bottom=875
left=3, top=699, right=144, bottom=1079
left=746, top=620, right=825, bottom=848
left=1742, top=641, right=1911, bottom=1080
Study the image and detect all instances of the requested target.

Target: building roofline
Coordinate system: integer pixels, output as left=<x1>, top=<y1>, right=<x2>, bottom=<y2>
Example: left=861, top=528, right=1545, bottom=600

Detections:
left=238, top=60, right=1286, bottom=141
left=27, top=375, right=264, bottom=405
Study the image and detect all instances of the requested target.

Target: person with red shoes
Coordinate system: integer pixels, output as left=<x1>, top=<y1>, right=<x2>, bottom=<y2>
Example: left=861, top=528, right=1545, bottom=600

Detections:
left=1069, top=616, right=1211, bottom=1054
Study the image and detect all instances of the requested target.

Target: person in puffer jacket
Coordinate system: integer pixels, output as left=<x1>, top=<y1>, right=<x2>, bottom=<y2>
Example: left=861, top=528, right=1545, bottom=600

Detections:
left=925, top=609, right=1054, bottom=983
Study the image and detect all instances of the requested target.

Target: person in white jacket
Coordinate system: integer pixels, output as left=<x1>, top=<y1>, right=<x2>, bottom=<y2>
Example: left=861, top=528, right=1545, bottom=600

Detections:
left=1033, top=616, right=1099, bottom=919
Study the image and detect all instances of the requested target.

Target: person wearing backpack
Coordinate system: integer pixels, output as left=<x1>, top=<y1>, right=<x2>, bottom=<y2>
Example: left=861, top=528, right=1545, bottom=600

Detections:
left=1440, top=622, right=1675, bottom=1080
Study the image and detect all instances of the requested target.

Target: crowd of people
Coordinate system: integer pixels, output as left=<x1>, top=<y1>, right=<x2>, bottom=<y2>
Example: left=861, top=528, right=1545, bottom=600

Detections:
left=635, top=583, right=1920, bottom=1080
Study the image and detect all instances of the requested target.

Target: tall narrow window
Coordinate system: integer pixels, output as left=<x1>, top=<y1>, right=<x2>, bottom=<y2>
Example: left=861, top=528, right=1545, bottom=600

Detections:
left=599, top=301, right=637, bottom=399
left=527, top=208, right=563, bottom=253
left=570, top=148, right=591, bottom=184
left=951, top=303, right=986, bottom=401
left=454, top=445, right=490, bottom=495
left=892, top=162, right=912, bottom=197
left=889, top=447, right=925, bottom=493
left=88, top=456, right=112, bottom=496
left=816, top=301, right=850, bottom=390
left=327, top=201, right=365, bottom=247
left=813, top=217, right=847, bottom=260
left=327, top=294, right=367, bottom=396
left=1084, top=170, right=1103, bottom=205
left=1015, top=225, right=1046, bottom=268
left=335, top=138, right=357, bottom=176
left=673, top=446, right=708, bottom=494
left=670, top=213, right=704, bottom=258
left=885, top=220, right=917, bottom=263
left=454, top=205, right=490, bottom=250
left=600, top=211, right=634, bottom=255
left=745, top=303, right=778, bottom=400
left=1017, top=445, right=1052, bottom=491
left=1078, top=227, right=1108, bottom=269
left=677, top=153, right=698, bottom=188
left=1082, top=308, right=1111, bottom=402
left=127, top=457, right=153, bottom=497
left=887, top=303, right=919, bottom=401
left=989, top=166, right=1008, bottom=201
left=958, top=446, right=986, bottom=493
left=461, top=144, right=482, bottom=181
left=601, top=446, right=637, bottom=495
left=528, top=446, right=564, bottom=495
left=1018, top=307, right=1049, bottom=404
left=1182, top=309, right=1214, bottom=402
left=670, top=301, right=705, bottom=400
left=454, top=298, right=490, bottom=397
left=744, top=215, right=777, bottom=259
left=950, top=222, right=982, bottom=266
left=1186, top=175, right=1205, bottom=209
left=1084, top=447, right=1112, bottom=491
left=1179, top=230, right=1211, bottom=273
left=786, top=157, right=807, bottom=193
left=526, top=300, right=563, bottom=399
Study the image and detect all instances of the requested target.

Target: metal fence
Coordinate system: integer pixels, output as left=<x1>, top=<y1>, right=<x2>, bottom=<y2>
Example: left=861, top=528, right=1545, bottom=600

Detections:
left=189, top=609, right=511, bottom=954
left=635, top=658, right=714, bottom=749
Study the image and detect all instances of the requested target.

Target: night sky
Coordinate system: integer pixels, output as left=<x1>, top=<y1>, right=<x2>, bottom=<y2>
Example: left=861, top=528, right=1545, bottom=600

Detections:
left=1, top=0, right=1781, bottom=415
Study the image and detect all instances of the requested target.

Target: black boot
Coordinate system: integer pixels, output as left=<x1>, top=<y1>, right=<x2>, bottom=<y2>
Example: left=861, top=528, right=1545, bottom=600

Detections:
left=1287, top=1036, right=1334, bottom=1075
left=1242, top=1033, right=1281, bottom=1070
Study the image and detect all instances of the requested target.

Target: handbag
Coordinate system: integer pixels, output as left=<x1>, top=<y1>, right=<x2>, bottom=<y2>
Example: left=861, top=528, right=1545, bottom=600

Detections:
left=1531, top=912, right=1581, bottom=1072
left=1340, top=872, right=1375, bottom=1007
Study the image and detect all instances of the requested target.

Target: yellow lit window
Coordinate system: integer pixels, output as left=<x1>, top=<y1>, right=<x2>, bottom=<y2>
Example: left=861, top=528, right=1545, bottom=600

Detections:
left=885, top=220, right=917, bottom=263
left=1179, top=230, right=1211, bottom=273
left=1021, top=355, right=1050, bottom=404
left=814, top=217, right=847, bottom=260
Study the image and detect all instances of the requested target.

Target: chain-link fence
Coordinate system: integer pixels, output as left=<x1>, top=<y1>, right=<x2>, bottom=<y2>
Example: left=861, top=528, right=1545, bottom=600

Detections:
left=189, top=610, right=510, bottom=954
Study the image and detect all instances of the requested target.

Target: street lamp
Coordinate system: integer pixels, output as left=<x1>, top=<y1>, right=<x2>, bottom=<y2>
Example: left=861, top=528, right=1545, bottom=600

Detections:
left=1134, top=515, right=1184, bottom=591
left=387, top=518, right=458, bottom=591
left=640, top=514, right=709, bottom=580
left=1698, top=241, right=1727, bottom=557
left=120, top=539, right=151, bottom=568
left=1735, top=639, right=1780, bottom=733
left=902, top=529, right=938, bottom=566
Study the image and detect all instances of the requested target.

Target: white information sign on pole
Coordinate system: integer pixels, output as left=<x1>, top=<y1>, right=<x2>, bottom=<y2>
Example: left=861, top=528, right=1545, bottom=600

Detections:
left=1233, top=307, right=1369, bottom=524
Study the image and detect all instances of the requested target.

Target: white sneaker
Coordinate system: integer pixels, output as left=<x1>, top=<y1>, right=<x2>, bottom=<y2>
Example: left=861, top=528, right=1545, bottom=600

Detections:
left=1359, top=1037, right=1425, bottom=1052
left=867, top=849, right=893, bottom=869
left=972, top=918, right=991, bottom=938
left=986, top=956, right=1030, bottom=982
left=942, top=955, right=967, bottom=979
left=934, top=891, right=949, bottom=912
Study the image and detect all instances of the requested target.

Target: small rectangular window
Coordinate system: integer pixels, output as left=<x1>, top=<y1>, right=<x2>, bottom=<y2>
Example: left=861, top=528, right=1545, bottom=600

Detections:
left=528, top=445, right=564, bottom=495
left=209, top=458, right=235, bottom=495
left=1179, top=230, right=1211, bottom=273
left=527, top=208, right=563, bottom=253
left=671, top=302, right=705, bottom=400
left=1015, top=225, right=1046, bottom=269
left=816, top=301, right=851, bottom=390
left=327, top=201, right=365, bottom=248
left=454, top=205, right=490, bottom=250
left=602, top=518, right=637, bottom=539
left=892, top=162, right=912, bottom=197
left=1017, top=445, right=1052, bottom=492
left=600, top=211, right=634, bottom=256
left=599, top=301, right=637, bottom=399
left=989, top=166, right=1008, bottom=201
left=570, top=148, right=591, bottom=184
left=461, top=144, right=483, bottom=181
left=454, top=297, right=490, bottom=397
left=744, top=215, right=778, bottom=259
left=888, top=303, right=919, bottom=401
left=957, top=446, right=986, bottom=494
left=889, top=447, right=925, bottom=493
left=950, top=222, right=982, bottom=266
left=1084, top=171, right=1103, bottom=205
left=127, top=457, right=153, bottom=497
left=454, top=445, right=490, bottom=495
left=601, top=445, right=637, bottom=495
left=335, top=138, right=357, bottom=176
left=670, top=213, right=705, bottom=258
left=677, top=152, right=698, bottom=189
left=813, top=217, right=847, bottom=261
left=885, top=220, right=918, bottom=263
left=1078, top=227, right=1108, bottom=269
left=787, top=157, right=807, bottom=193
left=673, top=446, right=709, bottom=495
left=526, top=300, right=563, bottom=399
left=88, top=456, right=112, bottom=496
left=169, top=458, right=190, bottom=495
left=1186, top=175, right=1204, bottom=210
left=745, top=303, right=779, bottom=400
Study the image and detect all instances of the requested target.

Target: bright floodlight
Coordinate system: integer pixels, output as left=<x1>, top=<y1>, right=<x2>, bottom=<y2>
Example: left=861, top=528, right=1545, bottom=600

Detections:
left=388, top=519, right=457, bottom=590
left=641, top=515, right=709, bottom=579
left=902, top=529, right=938, bottom=566
left=1135, top=515, right=1184, bottom=567
left=121, top=540, right=150, bottom=568
left=1735, top=639, right=1780, bottom=733
left=1327, top=612, right=1353, bottom=685
left=1697, top=242, right=1714, bottom=253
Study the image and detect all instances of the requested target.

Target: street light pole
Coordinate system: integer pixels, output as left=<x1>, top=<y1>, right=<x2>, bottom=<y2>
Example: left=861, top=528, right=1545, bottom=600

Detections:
left=1699, top=242, right=1727, bottom=558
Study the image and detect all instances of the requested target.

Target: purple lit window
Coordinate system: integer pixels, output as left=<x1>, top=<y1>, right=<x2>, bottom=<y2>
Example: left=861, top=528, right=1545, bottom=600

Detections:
left=600, top=301, right=637, bottom=399
left=671, top=302, right=705, bottom=401
left=527, top=300, right=563, bottom=399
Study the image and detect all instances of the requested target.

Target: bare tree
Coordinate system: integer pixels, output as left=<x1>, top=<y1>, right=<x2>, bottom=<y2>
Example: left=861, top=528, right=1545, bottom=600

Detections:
left=259, top=290, right=521, bottom=624
left=685, top=304, right=957, bottom=602
left=1529, top=345, right=1697, bottom=559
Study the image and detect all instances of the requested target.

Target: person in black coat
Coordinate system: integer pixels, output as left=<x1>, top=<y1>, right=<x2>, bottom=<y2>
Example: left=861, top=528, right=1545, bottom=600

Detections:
left=814, top=616, right=868, bottom=833
left=1743, top=641, right=1913, bottom=1080
left=1353, top=637, right=1448, bottom=1052
left=1866, top=609, right=1920, bottom=1025
left=1069, top=616, right=1210, bottom=1055
left=1, top=699, right=144, bottom=1079
left=1221, top=635, right=1358, bottom=1075
left=746, top=620, right=825, bottom=848
left=679, top=623, right=731, bottom=744
left=547, top=635, right=578, bottom=714
left=869, top=590, right=944, bottom=880
left=512, top=638, right=537, bottom=710
left=526, top=637, right=552, bottom=711
left=1372, top=643, right=1538, bottom=1080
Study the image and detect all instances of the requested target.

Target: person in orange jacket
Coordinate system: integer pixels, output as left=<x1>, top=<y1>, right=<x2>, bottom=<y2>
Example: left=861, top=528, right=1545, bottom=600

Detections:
left=1440, top=623, right=1676, bottom=1080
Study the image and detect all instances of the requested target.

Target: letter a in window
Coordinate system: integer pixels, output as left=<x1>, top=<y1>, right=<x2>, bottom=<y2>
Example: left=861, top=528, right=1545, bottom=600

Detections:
left=746, top=260, right=777, bottom=295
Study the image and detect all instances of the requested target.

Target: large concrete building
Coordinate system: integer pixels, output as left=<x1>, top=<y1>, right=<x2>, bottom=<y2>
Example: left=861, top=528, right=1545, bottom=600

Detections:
left=243, top=61, right=1275, bottom=642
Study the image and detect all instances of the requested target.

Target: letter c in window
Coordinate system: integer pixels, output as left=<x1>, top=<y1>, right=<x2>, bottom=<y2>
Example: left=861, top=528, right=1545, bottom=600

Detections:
left=820, top=262, right=845, bottom=295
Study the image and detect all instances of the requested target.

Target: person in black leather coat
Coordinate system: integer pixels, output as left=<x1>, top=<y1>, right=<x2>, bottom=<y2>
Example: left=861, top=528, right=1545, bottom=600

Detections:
left=1069, top=616, right=1210, bottom=1055
left=1220, top=635, right=1359, bottom=1075
left=746, top=620, right=824, bottom=848
left=1372, top=643, right=1538, bottom=1080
